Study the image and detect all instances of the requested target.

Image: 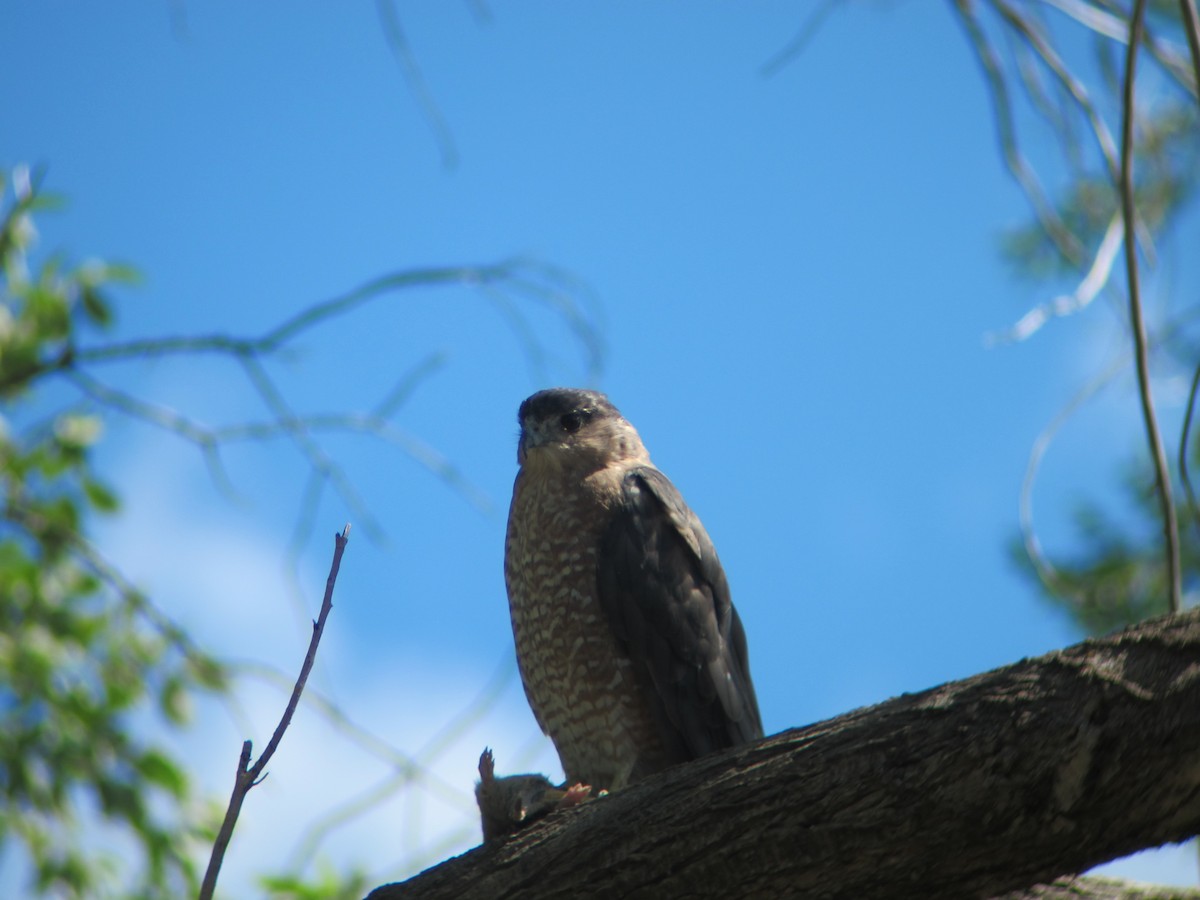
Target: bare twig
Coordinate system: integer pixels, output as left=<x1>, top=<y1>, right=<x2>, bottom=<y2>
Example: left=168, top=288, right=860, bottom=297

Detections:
left=199, top=525, right=350, bottom=900
left=280, top=470, right=329, bottom=631
left=240, top=355, right=385, bottom=541
left=375, top=0, right=459, bottom=169
left=64, top=264, right=543, bottom=601
left=1090, top=0, right=1198, bottom=94
left=64, top=367, right=242, bottom=500
left=1182, top=0, right=1200, bottom=106
left=993, top=0, right=1121, bottom=182
left=987, top=212, right=1123, bottom=344
left=1180, top=360, right=1200, bottom=538
left=213, top=412, right=488, bottom=513
left=502, top=263, right=605, bottom=383
left=1039, top=0, right=1127, bottom=42
left=953, top=0, right=1085, bottom=265
left=1020, top=355, right=1128, bottom=594
left=233, top=659, right=476, bottom=810
left=73, top=262, right=592, bottom=367
left=1177, top=0, right=1200, bottom=542
left=1120, top=0, right=1182, bottom=614
left=464, top=0, right=491, bottom=25
left=283, top=653, right=518, bottom=872
left=75, top=260, right=598, bottom=610
left=373, top=351, right=448, bottom=419
left=760, top=0, right=840, bottom=77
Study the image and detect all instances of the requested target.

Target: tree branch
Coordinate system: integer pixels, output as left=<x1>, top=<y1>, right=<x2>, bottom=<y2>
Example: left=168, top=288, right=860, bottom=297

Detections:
left=953, top=0, right=1086, bottom=265
left=1182, top=0, right=1200, bottom=99
left=368, top=609, right=1200, bottom=899
left=1000, top=876, right=1200, bottom=899
left=1120, top=0, right=1183, bottom=614
left=199, top=525, right=350, bottom=900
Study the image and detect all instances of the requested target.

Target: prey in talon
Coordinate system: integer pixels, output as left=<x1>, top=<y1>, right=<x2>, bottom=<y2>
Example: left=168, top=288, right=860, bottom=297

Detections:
left=474, top=748, right=591, bottom=843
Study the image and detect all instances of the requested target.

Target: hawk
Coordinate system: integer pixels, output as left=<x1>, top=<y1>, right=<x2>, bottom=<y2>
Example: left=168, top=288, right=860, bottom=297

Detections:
left=504, top=388, right=762, bottom=792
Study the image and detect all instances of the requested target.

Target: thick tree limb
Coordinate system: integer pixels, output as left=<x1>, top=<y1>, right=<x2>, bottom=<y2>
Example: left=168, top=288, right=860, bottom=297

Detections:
left=367, top=609, right=1200, bottom=900
left=1000, top=875, right=1200, bottom=899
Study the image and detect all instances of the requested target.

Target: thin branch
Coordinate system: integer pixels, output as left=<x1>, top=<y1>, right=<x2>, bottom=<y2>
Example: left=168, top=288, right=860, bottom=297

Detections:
left=286, top=654, right=517, bottom=870
left=502, top=264, right=606, bottom=383
left=72, top=261, right=600, bottom=387
left=260, top=266, right=500, bottom=351
left=1182, top=0, right=1200, bottom=106
left=1012, top=34, right=1071, bottom=142
left=412, top=654, right=518, bottom=764
left=477, top=283, right=551, bottom=385
left=233, top=659, right=475, bottom=810
left=375, top=0, right=459, bottom=169
left=199, top=525, right=350, bottom=900
left=72, top=264, right=528, bottom=367
left=74, top=332, right=258, bottom=365
left=211, top=411, right=489, bottom=514
left=373, top=351, right=448, bottom=419
left=1180, top=360, right=1200, bottom=538
left=463, top=0, right=491, bottom=25
left=987, top=212, right=1123, bottom=344
left=759, top=0, right=840, bottom=77
left=1178, top=0, right=1200, bottom=540
left=283, top=469, right=329, bottom=630
left=1039, top=0, right=1127, bottom=42
left=64, top=260, right=598, bottom=588
left=252, top=525, right=349, bottom=776
left=63, top=366, right=242, bottom=500
left=1020, top=355, right=1129, bottom=595
left=953, top=0, right=1085, bottom=265
left=201, top=739, right=252, bottom=900
left=1121, top=0, right=1182, bottom=613
left=293, top=769, right=422, bottom=869
left=239, top=355, right=385, bottom=541
left=1090, top=0, right=1198, bottom=94
left=993, top=0, right=1121, bottom=183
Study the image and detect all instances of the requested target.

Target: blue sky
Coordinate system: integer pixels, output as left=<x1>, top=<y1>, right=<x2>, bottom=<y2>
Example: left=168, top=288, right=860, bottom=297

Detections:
left=4, top=2, right=1198, bottom=893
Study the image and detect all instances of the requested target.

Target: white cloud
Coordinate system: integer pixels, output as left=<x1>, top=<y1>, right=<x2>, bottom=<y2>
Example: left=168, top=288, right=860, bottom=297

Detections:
left=186, top=665, right=556, bottom=894
left=79, top=431, right=561, bottom=895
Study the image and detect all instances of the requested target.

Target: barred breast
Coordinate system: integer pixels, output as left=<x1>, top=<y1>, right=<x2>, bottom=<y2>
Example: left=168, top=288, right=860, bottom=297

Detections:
left=504, top=464, right=667, bottom=790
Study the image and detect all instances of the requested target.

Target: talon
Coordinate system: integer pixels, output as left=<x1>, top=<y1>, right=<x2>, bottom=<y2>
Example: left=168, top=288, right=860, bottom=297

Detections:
left=557, top=782, right=592, bottom=807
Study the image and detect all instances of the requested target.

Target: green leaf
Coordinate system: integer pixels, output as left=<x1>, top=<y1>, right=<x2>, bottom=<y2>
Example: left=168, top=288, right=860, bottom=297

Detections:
left=82, top=477, right=120, bottom=513
left=136, top=749, right=188, bottom=799
left=79, top=284, right=113, bottom=327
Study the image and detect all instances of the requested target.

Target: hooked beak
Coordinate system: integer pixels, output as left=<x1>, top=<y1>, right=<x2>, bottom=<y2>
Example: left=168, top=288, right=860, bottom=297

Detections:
left=517, top=419, right=548, bottom=465
left=517, top=430, right=529, bottom=465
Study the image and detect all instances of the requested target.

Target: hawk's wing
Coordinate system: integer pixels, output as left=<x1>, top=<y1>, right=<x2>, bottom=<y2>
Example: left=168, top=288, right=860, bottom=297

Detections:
left=597, top=466, right=763, bottom=763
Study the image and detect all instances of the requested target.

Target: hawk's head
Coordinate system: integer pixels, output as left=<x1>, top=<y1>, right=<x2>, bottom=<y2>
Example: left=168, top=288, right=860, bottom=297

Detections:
left=516, top=388, right=648, bottom=470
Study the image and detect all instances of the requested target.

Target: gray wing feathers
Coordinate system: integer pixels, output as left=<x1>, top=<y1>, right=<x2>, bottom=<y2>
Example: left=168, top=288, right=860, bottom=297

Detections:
left=597, top=466, right=763, bottom=762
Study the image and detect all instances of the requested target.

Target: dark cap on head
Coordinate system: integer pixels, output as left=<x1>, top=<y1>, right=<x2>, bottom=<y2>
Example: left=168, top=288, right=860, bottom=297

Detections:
left=518, top=388, right=619, bottom=425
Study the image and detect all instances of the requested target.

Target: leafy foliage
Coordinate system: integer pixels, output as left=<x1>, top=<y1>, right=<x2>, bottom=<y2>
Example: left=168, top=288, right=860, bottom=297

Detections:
left=1002, top=101, right=1200, bottom=279
left=1010, top=485, right=1191, bottom=635
left=259, top=863, right=371, bottom=900
left=978, top=3, right=1200, bottom=635
left=0, top=168, right=226, bottom=898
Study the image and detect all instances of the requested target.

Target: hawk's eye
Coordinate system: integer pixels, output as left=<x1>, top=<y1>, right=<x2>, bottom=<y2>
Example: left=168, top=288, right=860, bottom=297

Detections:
left=559, top=412, right=584, bottom=433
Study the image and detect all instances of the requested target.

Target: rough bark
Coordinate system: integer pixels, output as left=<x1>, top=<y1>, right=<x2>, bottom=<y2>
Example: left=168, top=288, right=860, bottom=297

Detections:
left=367, top=610, right=1200, bottom=900
left=999, top=876, right=1200, bottom=899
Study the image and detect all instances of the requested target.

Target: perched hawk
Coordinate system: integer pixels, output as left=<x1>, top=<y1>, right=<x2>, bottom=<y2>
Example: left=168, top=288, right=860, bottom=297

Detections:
left=504, top=388, right=762, bottom=792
